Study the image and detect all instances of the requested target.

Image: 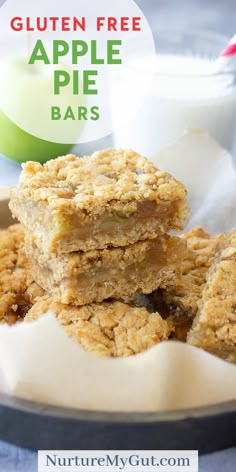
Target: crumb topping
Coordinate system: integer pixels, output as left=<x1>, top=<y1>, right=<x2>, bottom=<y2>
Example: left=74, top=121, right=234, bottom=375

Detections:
left=187, top=229, right=236, bottom=360
left=25, top=297, right=173, bottom=357
left=11, top=149, right=188, bottom=219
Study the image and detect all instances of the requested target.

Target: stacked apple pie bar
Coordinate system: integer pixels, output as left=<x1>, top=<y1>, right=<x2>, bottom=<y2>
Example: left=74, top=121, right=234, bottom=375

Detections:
left=7, top=149, right=190, bottom=356
left=10, top=149, right=189, bottom=306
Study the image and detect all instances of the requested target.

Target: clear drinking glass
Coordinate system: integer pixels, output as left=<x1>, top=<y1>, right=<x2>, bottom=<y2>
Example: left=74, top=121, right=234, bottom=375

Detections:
left=112, top=30, right=236, bottom=162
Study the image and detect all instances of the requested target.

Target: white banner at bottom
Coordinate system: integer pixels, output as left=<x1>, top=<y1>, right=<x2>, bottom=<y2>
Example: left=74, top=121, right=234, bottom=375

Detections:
left=38, top=450, right=198, bottom=472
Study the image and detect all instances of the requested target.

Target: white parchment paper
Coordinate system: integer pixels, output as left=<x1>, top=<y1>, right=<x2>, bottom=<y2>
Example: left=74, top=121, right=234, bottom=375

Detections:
left=0, top=129, right=236, bottom=412
left=157, top=128, right=236, bottom=233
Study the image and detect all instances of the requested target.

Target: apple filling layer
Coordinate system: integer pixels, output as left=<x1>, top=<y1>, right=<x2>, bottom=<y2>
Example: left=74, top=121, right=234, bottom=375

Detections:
left=52, top=200, right=186, bottom=251
left=12, top=195, right=188, bottom=253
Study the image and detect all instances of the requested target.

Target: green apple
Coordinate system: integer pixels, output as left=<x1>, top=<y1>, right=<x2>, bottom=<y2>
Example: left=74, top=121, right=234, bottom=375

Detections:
left=0, top=109, right=73, bottom=164
left=0, top=57, right=85, bottom=163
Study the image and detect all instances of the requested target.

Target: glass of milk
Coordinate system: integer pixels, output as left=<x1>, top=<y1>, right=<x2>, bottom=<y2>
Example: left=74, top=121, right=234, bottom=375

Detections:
left=111, top=30, right=236, bottom=160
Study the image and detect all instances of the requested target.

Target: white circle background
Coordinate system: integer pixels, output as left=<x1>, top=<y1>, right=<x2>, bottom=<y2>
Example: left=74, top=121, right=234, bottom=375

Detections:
left=0, top=0, right=155, bottom=143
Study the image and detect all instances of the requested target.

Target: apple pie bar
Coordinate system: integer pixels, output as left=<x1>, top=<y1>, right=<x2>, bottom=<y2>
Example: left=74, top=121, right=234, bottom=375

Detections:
left=24, top=296, right=173, bottom=357
left=0, top=224, right=44, bottom=324
left=10, top=149, right=189, bottom=253
left=150, top=228, right=220, bottom=341
left=187, top=229, right=236, bottom=362
left=25, top=234, right=186, bottom=306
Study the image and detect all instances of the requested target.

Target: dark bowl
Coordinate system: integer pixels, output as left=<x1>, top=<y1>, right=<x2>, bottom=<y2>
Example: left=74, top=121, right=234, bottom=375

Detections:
left=1, top=393, right=236, bottom=453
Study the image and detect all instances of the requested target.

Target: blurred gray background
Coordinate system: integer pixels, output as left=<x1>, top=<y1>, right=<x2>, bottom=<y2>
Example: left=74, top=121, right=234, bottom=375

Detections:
left=137, top=0, right=235, bottom=36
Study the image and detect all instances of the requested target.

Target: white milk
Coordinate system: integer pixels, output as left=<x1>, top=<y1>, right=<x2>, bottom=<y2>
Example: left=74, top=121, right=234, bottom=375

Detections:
left=112, top=55, right=236, bottom=162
